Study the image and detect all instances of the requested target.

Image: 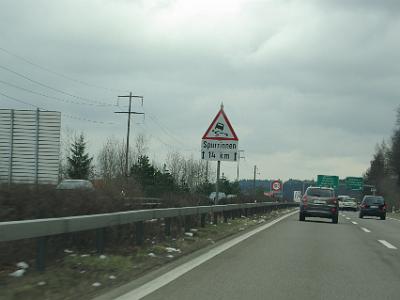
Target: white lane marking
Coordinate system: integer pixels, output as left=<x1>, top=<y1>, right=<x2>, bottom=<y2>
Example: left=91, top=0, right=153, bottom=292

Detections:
left=115, top=210, right=299, bottom=300
left=346, top=217, right=351, bottom=220
left=388, top=217, right=400, bottom=222
left=342, top=214, right=346, bottom=217
left=378, top=240, right=397, bottom=250
left=351, top=221, right=358, bottom=225
left=361, top=227, right=371, bottom=233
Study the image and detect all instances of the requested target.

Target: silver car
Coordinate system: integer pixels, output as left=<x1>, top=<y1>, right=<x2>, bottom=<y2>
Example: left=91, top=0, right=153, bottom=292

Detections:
left=56, top=179, right=94, bottom=190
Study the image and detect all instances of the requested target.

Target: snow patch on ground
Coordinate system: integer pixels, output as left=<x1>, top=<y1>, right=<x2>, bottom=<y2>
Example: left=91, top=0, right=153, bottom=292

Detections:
left=9, top=269, right=25, bottom=277
left=165, top=247, right=181, bottom=253
left=16, top=262, right=29, bottom=269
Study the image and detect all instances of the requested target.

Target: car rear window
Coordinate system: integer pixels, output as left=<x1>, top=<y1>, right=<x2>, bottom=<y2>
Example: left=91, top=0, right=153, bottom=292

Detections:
left=344, top=198, right=354, bottom=202
left=307, top=188, right=334, bottom=198
left=364, top=196, right=384, bottom=204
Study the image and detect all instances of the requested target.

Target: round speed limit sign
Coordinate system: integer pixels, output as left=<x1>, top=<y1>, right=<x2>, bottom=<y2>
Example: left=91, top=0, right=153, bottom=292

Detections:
left=271, top=180, right=282, bottom=191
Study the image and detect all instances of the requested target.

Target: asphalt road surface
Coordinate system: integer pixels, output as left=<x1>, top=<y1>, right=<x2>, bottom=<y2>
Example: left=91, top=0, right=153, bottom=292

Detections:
left=119, top=211, right=400, bottom=300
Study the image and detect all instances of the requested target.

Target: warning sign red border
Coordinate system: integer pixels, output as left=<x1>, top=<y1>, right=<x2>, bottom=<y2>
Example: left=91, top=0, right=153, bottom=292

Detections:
left=202, top=108, right=238, bottom=141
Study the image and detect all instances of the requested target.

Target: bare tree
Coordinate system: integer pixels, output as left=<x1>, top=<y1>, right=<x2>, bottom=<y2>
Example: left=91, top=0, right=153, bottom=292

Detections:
left=134, top=134, right=148, bottom=161
left=167, top=151, right=184, bottom=184
left=166, top=151, right=211, bottom=192
left=98, top=137, right=119, bottom=181
left=97, top=137, right=135, bottom=180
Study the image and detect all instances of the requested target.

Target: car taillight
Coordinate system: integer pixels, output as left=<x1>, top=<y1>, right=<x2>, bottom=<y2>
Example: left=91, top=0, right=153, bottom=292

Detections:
left=331, top=207, right=337, bottom=213
left=302, top=195, right=308, bottom=206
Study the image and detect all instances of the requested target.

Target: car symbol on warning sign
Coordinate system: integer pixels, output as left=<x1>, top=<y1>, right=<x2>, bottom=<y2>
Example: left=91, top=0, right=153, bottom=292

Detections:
left=212, top=122, right=228, bottom=137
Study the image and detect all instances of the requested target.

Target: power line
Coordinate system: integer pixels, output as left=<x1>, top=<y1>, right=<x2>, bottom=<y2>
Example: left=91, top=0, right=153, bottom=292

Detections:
left=138, top=122, right=195, bottom=153
left=143, top=110, right=198, bottom=152
left=0, top=90, right=116, bottom=125
left=0, top=79, right=115, bottom=107
left=0, top=91, right=40, bottom=109
left=0, top=46, right=128, bottom=93
left=0, top=64, right=115, bottom=106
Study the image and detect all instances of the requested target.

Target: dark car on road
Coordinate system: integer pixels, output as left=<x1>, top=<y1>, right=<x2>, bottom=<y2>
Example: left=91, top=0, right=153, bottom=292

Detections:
left=299, top=187, right=338, bottom=224
left=359, top=195, right=386, bottom=220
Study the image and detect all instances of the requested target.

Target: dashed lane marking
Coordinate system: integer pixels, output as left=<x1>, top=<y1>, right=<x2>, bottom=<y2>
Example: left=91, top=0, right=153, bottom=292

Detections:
left=378, top=240, right=397, bottom=250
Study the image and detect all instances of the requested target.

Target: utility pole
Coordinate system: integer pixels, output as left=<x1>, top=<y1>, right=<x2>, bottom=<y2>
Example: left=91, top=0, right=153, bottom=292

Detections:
left=236, top=150, right=245, bottom=181
left=253, top=165, right=257, bottom=197
left=114, top=92, right=144, bottom=177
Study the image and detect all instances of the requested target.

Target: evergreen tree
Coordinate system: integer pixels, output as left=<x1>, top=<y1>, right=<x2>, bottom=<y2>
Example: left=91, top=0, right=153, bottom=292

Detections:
left=390, top=107, right=400, bottom=185
left=67, top=134, right=93, bottom=179
left=130, top=155, right=180, bottom=196
left=364, top=143, right=387, bottom=192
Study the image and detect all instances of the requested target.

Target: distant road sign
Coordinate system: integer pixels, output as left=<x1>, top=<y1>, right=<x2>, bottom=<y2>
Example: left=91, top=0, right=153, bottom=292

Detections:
left=345, top=177, right=363, bottom=190
left=201, top=106, right=238, bottom=162
left=293, top=191, right=302, bottom=203
left=271, top=180, right=282, bottom=192
left=317, top=175, right=339, bottom=188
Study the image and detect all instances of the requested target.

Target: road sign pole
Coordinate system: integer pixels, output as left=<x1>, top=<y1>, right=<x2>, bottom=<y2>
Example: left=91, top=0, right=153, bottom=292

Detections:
left=215, top=161, right=221, bottom=205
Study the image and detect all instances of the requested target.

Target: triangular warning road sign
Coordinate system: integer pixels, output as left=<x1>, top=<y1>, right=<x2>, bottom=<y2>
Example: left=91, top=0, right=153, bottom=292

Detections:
left=202, top=107, right=238, bottom=141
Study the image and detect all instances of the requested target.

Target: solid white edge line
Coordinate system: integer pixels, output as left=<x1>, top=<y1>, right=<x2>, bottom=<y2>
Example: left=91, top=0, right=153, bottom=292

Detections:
left=361, top=227, right=371, bottom=233
left=115, top=210, right=299, bottom=300
left=378, top=240, right=397, bottom=250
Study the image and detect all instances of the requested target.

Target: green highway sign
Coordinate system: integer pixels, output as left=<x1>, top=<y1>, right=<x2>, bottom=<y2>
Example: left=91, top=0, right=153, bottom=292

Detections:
left=345, top=177, right=363, bottom=190
left=317, top=175, right=339, bottom=188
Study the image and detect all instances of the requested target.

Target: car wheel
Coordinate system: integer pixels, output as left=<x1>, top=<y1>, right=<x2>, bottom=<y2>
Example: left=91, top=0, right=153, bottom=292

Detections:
left=359, top=213, right=363, bottom=219
left=299, top=213, right=305, bottom=221
left=332, top=216, right=338, bottom=224
left=381, top=215, right=386, bottom=220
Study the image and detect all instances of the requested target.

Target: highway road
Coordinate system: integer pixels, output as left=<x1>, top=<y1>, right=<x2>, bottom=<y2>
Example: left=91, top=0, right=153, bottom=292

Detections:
left=116, top=210, right=400, bottom=300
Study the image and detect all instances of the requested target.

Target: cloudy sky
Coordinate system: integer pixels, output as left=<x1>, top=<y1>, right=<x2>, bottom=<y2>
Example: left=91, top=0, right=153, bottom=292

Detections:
left=1, top=0, right=399, bottom=181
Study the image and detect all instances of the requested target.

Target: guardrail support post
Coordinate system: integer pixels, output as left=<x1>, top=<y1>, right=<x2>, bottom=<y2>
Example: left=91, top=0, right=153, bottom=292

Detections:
left=184, top=216, right=191, bottom=232
left=223, top=212, right=228, bottom=223
left=245, top=208, right=248, bottom=217
left=135, top=221, right=145, bottom=246
left=213, top=212, right=218, bottom=225
left=96, top=228, right=105, bottom=254
left=200, top=214, right=206, bottom=227
left=165, top=218, right=171, bottom=236
left=36, top=237, right=47, bottom=272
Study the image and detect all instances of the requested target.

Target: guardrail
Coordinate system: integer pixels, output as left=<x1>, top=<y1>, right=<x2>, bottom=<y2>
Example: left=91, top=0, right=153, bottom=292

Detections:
left=0, top=202, right=298, bottom=271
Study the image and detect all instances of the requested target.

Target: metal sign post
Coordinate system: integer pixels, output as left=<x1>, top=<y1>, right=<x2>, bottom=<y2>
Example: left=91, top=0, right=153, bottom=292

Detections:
left=216, top=161, right=221, bottom=205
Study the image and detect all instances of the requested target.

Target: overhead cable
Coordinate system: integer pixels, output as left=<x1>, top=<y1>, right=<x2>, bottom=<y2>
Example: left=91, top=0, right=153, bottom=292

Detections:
left=0, top=46, right=128, bottom=93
